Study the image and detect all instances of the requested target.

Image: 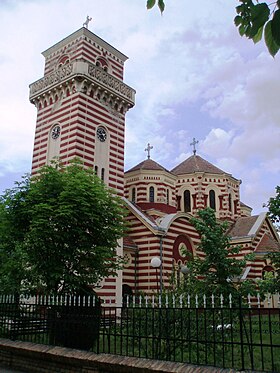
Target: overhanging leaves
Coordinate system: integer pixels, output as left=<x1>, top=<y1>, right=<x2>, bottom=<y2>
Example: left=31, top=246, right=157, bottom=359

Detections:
left=249, top=3, right=270, bottom=38
left=146, top=0, right=156, bottom=10
left=147, top=0, right=165, bottom=13
left=265, top=20, right=280, bottom=57
left=272, top=9, right=280, bottom=46
left=235, top=0, right=280, bottom=56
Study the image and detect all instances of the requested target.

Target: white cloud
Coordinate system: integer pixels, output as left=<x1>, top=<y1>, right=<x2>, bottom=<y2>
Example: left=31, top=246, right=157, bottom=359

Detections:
left=0, top=0, right=278, bottom=215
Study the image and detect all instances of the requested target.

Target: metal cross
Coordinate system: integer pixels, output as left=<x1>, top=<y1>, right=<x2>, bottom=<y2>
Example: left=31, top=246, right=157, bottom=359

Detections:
left=190, top=137, right=199, bottom=155
left=145, top=143, right=153, bottom=159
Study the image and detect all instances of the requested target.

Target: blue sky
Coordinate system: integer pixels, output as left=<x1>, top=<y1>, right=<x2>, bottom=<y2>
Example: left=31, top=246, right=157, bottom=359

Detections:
left=0, top=0, right=279, bottom=214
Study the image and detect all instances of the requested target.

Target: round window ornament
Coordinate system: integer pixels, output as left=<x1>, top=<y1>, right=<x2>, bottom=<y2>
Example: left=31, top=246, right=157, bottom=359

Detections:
left=178, top=243, right=187, bottom=258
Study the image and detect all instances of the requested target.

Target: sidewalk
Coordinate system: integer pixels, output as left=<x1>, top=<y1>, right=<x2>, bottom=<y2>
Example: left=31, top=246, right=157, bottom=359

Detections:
left=0, top=368, right=26, bottom=373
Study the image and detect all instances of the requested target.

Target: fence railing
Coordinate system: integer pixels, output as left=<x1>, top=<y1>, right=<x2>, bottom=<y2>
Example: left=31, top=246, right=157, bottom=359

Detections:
left=0, top=294, right=279, bottom=372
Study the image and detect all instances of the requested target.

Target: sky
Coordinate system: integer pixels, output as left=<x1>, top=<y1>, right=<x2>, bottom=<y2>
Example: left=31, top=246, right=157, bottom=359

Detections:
left=0, top=0, right=279, bottom=215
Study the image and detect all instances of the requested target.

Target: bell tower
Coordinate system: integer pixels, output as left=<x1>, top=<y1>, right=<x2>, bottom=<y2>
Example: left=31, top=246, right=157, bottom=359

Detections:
left=29, top=27, right=135, bottom=196
left=29, top=27, right=135, bottom=303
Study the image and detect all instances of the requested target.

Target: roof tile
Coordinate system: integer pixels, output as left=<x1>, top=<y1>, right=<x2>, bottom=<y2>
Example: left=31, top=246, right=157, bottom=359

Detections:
left=125, top=159, right=171, bottom=173
left=171, top=155, right=227, bottom=175
left=227, top=216, right=259, bottom=238
left=255, top=234, right=280, bottom=253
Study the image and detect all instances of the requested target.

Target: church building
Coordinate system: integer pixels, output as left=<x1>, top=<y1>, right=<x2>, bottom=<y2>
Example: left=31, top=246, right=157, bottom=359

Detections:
left=29, top=27, right=280, bottom=303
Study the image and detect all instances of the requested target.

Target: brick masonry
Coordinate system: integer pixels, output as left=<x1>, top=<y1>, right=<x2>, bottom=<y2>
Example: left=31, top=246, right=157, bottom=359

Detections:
left=0, top=338, right=259, bottom=373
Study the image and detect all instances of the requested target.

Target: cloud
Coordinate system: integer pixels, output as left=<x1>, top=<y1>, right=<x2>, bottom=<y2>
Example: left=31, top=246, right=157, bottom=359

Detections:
left=0, top=0, right=278, bottom=215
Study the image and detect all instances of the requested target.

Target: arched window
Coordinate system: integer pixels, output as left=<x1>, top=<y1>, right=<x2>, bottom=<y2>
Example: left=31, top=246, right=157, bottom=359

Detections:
left=184, top=190, right=191, bottom=212
left=209, top=190, right=216, bottom=210
left=94, top=165, right=98, bottom=175
left=101, top=168, right=105, bottom=181
left=96, top=57, right=109, bottom=72
left=57, top=55, right=70, bottom=69
left=132, top=187, right=136, bottom=203
left=149, top=186, right=155, bottom=203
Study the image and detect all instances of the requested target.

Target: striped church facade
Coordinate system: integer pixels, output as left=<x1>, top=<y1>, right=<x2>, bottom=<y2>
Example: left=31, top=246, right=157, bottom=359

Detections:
left=29, top=27, right=280, bottom=303
left=122, top=156, right=280, bottom=296
left=29, top=27, right=135, bottom=303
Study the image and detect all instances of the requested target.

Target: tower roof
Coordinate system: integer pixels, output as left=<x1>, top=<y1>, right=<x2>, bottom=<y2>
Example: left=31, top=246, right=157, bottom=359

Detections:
left=171, top=155, right=226, bottom=176
left=125, top=158, right=170, bottom=174
left=42, top=28, right=128, bottom=62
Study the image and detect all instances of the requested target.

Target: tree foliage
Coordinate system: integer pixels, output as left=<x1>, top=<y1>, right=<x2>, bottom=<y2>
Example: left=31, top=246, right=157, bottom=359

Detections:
left=147, top=0, right=280, bottom=57
left=263, top=185, right=280, bottom=292
left=174, top=208, right=254, bottom=297
left=267, top=185, right=280, bottom=226
left=0, top=161, right=126, bottom=294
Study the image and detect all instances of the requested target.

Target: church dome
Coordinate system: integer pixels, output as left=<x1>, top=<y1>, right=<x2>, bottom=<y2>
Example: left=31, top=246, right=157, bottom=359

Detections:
left=126, top=158, right=171, bottom=174
left=171, top=155, right=227, bottom=176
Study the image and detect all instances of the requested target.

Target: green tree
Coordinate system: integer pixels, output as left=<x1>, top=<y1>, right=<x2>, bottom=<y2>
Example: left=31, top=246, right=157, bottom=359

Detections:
left=186, top=208, right=253, bottom=297
left=147, top=0, right=280, bottom=57
left=261, top=185, right=280, bottom=292
left=267, top=185, right=280, bottom=226
left=0, top=161, right=125, bottom=294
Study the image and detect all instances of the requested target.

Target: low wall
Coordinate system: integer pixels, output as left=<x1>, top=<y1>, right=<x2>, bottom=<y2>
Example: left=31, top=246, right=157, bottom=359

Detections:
left=0, top=338, right=245, bottom=373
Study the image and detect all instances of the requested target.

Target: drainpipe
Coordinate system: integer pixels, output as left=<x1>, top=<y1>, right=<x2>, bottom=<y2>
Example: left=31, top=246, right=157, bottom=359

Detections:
left=159, top=235, right=163, bottom=295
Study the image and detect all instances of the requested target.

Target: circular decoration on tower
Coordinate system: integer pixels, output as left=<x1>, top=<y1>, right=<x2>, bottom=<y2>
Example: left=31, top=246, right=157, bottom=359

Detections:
left=51, top=125, right=61, bottom=140
left=97, top=127, right=107, bottom=142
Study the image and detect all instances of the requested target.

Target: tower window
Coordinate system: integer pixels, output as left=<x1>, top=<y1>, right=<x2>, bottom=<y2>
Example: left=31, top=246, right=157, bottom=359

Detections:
left=131, top=188, right=136, bottom=203
left=149, top=186, right=155, bottom=203
left=166, top=189, right=169, bottom=205
left=184, top=190, right=191, bottom=212
left=229, top=193, right=232, bottom=212
left=209, top=190, right=216, bottom=210
left=94, top=166, right=98, bottom=175
left=101, top=168, right=105, bottom=181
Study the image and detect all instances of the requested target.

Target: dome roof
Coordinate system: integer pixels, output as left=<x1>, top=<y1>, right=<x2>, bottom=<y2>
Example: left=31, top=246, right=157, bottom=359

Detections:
left=171, top=155, right=226, bottom=176
left=125, top=158, right=171, bottom=174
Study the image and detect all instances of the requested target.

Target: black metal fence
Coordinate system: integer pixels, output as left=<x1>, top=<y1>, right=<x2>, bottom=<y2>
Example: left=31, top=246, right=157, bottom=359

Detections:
left=0, top=294, right=279, bottom=372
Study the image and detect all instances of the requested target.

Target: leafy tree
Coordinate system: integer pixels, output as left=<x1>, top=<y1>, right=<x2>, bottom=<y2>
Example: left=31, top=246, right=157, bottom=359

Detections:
left=147, top=0, right=280, bottom=57
left=262, top=185, right=280, bottom=292
left=181, top=208, right=254, bottom=297
left=0, top=161, right=125, bottom=294
left=267, top=185, right=280, bottom=226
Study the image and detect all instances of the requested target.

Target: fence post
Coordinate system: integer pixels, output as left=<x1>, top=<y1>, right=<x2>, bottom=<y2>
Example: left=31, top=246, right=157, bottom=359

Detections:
left=238, top=296, right=245, bottom=371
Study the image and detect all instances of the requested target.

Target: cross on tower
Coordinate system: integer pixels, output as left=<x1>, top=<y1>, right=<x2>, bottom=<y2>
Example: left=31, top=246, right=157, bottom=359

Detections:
left=190, top=137, right=199, bottom=155
left=145, top=143, right=153, bottom=159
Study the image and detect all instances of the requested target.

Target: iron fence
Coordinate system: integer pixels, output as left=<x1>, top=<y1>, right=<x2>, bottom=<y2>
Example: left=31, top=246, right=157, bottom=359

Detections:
left=0, top=294, right=279, bottom=372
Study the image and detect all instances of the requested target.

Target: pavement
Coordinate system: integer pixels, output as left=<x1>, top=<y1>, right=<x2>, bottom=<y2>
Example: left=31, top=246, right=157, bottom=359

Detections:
left=0, top=368, right=26, bottom=373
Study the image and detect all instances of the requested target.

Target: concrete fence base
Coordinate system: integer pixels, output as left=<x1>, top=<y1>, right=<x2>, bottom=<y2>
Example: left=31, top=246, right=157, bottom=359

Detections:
left=0, top=338, right=250, bottom=373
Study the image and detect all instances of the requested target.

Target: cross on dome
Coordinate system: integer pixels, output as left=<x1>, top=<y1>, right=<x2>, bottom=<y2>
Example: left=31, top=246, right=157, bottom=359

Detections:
left=190, top=137, right=199, bottom=155
left=145, top=143, right=153, bottom=159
